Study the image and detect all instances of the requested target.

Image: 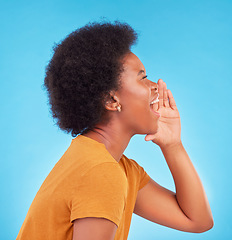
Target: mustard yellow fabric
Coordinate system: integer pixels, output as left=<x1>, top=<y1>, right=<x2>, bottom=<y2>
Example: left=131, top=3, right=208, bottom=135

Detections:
left=17, top=135, right=150, bottom=240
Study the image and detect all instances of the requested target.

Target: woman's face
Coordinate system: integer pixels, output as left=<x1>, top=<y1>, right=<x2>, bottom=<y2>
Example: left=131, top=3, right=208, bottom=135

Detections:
left=116, top=52, right=160, bottom=136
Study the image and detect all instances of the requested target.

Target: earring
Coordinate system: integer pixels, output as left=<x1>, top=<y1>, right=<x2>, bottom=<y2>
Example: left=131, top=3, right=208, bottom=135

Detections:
left=116, top=105, right=121, bottom=112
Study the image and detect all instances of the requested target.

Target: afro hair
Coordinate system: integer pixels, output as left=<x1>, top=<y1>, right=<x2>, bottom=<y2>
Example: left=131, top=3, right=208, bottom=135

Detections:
left=44, top=21, right=137, bottom=136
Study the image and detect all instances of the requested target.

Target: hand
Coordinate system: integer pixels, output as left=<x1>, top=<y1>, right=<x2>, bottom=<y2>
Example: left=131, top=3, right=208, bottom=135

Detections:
left=145, top=79, right=181, bottom=148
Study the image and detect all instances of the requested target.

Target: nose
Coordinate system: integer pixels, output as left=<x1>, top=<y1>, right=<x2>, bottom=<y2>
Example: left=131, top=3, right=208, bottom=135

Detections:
left=150, top=81, right=158, bottom=93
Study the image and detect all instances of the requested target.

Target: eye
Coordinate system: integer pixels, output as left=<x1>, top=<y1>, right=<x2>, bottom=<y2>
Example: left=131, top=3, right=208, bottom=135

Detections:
left=142, top=75, right=148, bottom=80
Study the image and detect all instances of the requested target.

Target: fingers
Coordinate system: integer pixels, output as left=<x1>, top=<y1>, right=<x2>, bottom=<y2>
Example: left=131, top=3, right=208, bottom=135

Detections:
left=158, top=79, right=163, bottom=108
left=158, top=79, right=176, bottom=109
left=158, top=79, right=168, bottom=108
left=167, top=89, right=177, bottom=110
left=163, top=82, right=169, bottom=107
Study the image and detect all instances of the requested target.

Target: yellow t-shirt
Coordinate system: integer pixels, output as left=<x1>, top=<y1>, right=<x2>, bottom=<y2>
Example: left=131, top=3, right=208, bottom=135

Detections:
left=17, top=135, right=150, bottom=240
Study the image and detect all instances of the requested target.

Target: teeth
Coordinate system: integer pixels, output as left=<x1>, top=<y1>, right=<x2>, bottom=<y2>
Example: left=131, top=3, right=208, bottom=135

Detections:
left=150, top=99, right=159, bottom=104
left=150, top=93, right=159, bottom=105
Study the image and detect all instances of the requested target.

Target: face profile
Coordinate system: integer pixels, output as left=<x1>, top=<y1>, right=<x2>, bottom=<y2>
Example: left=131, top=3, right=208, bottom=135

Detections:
left=109, top=52, right=160, bottom=136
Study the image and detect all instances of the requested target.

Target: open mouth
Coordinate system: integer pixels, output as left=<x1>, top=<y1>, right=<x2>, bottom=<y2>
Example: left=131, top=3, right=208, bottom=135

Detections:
left=150, top=93, right=159, bottom=105
left=150, top=93, right=159, bottom=112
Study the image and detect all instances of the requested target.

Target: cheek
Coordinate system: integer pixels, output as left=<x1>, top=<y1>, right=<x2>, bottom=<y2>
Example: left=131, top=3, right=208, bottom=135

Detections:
left=120, top=84, right=149, bottom=107
left=120, top=88, right=150, bottom=121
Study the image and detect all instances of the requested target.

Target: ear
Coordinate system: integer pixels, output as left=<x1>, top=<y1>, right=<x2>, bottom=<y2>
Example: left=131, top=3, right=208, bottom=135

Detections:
left=105, top=93, right=121, bottom=112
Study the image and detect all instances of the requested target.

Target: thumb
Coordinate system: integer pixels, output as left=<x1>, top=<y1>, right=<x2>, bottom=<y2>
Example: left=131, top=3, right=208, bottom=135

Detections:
left=145, top=134, right=156, bottom=141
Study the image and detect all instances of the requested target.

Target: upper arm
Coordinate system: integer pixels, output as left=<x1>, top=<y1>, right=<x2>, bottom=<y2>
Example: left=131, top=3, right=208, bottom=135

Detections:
left=72, top=217, right=118, bottom=240
left=133, top=178, right=201, bottom=233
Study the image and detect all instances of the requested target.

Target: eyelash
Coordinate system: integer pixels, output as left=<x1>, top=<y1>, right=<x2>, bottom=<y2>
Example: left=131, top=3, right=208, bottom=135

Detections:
left=142, top=75, right=148, bottom=80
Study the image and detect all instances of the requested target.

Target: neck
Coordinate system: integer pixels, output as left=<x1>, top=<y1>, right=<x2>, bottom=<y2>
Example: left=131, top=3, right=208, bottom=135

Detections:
left=82, top=121, right=133, bottom=162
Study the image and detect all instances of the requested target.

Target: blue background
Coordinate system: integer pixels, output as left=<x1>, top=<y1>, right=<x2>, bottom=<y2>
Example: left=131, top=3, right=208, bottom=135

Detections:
left=1, top=0, right=231, bottom=239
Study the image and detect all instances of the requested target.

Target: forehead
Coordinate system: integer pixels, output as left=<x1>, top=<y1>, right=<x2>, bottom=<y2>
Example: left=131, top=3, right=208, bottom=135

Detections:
left=121, top=52, right=145, bottom=74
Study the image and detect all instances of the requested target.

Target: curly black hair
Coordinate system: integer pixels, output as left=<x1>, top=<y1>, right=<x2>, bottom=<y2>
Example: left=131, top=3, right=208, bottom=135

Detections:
left=44, top=21, right=137, bottom=137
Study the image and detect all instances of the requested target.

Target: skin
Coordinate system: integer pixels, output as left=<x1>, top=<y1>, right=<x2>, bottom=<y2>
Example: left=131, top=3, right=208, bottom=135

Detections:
left=72, top=52, right=214, bottom=239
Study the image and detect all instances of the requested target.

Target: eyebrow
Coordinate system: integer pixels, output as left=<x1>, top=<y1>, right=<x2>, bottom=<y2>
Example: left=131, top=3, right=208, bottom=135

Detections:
left=137, top=70, right=145, bottom=76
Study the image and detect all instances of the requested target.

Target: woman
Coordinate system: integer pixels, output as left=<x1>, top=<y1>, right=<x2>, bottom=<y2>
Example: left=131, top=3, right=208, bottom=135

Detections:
left=17, top=21, right=213, bottom=240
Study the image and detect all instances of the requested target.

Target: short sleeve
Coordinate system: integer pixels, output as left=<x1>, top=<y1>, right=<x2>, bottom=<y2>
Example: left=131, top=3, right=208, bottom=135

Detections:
left=129, top=158, right=151, bottom=190
left=70, top=162, right=128, bottom=227
left=138, top=165, right=150, bottom=190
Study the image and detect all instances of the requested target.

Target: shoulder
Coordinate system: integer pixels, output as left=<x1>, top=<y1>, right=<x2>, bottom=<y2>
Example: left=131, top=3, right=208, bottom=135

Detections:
left=58, top=136, right=118, bottom=173
left=72, top=162, right=128, bottom=211
left=85, top=162, right=126, bottom=177
left=121, top=155, right=150, bottom=190
left=121, top=155, right=145, bottom=172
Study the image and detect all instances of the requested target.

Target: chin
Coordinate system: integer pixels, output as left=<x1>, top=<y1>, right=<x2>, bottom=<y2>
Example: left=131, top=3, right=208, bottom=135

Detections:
left=139, top=124, right=159, bottom=135
left=133, top=118, right=159, bottom=135
left=149, top=124, right=159, bottom=134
